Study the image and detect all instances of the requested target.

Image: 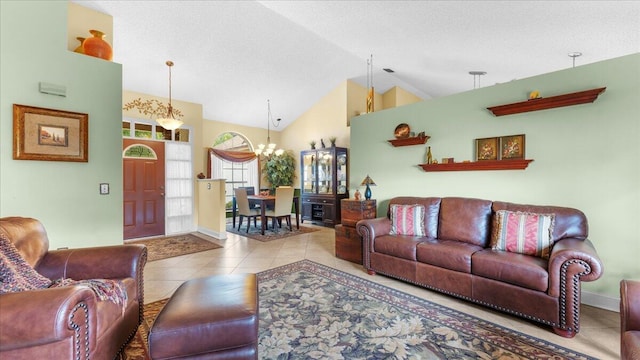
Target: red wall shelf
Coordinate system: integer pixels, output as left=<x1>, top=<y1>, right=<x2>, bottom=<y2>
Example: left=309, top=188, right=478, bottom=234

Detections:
left=388, top=135, right=430, bottom=147
left=487, top=87, right=606, bottom=116
left=418, top=159, right=534, bottom=172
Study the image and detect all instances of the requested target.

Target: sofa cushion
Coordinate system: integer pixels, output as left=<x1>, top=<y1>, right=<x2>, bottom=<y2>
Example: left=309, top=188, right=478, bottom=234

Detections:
left=416, top=239, right=483, bottom=273
left=492, top=201, right=587, bottom=241
left=472, top=249, right=549, bottom=292
left=389, top=204, right=426, bottom=236
left=373, top=234, right=423, bottom=261
left=388, top=197, right=440, bottom=238
left=491, top=210, right=555, bottom=259
left=439, top=197, right=493, bottom=247
left=96, top=277, right=137, bottom=336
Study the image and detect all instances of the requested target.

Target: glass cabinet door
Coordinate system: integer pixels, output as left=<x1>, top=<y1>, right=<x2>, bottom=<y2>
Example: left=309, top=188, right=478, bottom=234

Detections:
left=336, top=150, right=347, bottom=195
left=317, top=150, right=332, bottom=194
left=302, top=152, right=316, bottom=194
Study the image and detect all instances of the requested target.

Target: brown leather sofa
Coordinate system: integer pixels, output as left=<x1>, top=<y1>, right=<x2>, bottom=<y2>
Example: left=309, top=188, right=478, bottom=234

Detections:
left=621, top=279, right=640, bottom=360
left=357, top=197, right=604, bottom=338
left=0, top=217, right=147, bottom=360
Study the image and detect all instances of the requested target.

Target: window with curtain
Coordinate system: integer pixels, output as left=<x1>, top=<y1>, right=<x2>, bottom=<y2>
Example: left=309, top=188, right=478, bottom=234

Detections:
left=209, top=132, right=258, bottom=212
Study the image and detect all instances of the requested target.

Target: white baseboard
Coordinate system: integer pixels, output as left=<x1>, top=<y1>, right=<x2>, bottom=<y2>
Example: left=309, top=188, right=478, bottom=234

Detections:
left=582, top=290, right=619, bottom=312
left=197, top=227, right=227, bottom=240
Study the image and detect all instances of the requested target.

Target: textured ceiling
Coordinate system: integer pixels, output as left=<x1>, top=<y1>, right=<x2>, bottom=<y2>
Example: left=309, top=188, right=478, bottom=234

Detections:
left=73, top=0, right=639, bottom=130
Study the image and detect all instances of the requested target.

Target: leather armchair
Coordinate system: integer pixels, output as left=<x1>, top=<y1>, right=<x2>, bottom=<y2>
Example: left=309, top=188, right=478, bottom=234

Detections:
left=0, top=217, right=147, bottom=360
left=621, top=279, right=640, bottom=360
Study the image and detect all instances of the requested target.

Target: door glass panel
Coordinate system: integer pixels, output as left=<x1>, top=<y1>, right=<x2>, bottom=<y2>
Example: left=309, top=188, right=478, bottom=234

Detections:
left=317, top=150, right=332, bottom=194
left=302, top=152, right=315, bottom=194
left=336, top=151, right=347, bottom=194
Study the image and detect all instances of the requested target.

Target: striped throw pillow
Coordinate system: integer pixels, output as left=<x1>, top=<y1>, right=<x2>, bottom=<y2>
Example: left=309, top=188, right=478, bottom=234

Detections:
left=389, top=204, right=426, bottom=236
left=491, top=210, right=555, bottom=259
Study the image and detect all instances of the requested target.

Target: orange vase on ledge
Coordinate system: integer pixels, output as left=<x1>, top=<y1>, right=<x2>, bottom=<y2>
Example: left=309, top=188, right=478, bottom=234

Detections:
left=82, top=29, right=112, bottom=61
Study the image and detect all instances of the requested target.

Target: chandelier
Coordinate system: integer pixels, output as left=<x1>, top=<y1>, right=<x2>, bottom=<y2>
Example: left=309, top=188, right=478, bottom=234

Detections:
left=155, top=60, right=184, bottom=131
left=255, top=100, right=283, bottom=156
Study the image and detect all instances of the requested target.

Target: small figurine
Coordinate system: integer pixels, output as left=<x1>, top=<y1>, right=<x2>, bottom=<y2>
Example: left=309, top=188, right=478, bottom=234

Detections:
left=320, top=138, right=326, bottom=148
left=354, top=189, right=362, bottom=201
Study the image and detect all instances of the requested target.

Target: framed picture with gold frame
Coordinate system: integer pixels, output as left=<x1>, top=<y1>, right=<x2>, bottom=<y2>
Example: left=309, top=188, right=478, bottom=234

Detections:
left=500, top=134, right=525, bottom=160
left=475, top=137, right=499, bottom=161
left=13, top=104, right=88, bottom=162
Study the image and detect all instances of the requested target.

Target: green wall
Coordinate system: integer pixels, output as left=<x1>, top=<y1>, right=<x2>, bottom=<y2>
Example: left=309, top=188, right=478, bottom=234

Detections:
left=351, top=53, right=640, bottom=306
left=1, top=1, right=123, bottom=249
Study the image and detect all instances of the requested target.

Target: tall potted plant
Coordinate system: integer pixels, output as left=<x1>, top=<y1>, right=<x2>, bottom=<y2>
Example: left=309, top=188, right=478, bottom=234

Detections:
left=262, top=150, right=296, bottom=190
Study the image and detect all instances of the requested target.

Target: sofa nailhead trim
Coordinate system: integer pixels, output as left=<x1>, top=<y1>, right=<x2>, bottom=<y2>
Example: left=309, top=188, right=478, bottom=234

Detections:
left=371, top=268, right=561, bottom=328
left=559, top=258, right=591, bottom=333
left=114, top=249, right=148, bottom=360
left=69, top=302, right=90, bottom=360
left=365, top=254, right=594, bottom=334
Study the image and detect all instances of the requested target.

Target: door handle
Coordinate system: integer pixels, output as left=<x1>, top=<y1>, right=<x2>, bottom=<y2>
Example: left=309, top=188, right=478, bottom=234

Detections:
left=160, top=193, right=165, bottom=197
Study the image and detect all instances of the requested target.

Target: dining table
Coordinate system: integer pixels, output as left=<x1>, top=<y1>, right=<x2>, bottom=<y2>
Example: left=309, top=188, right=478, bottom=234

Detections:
left=233, top=195, right=300, bottom=235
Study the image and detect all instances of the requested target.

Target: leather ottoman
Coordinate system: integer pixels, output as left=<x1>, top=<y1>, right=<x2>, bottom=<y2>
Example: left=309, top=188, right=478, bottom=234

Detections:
left=148, top=273, right=259, bottom=359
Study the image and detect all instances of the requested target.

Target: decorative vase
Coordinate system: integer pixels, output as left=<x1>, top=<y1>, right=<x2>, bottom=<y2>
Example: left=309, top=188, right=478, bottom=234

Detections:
left=426, top=146, right=433, bottom=164
left=354, top=189, right=361, bottom=201
left=73, top=37, right=85, bottom=54
left=83, top=29, right=112, bottom=61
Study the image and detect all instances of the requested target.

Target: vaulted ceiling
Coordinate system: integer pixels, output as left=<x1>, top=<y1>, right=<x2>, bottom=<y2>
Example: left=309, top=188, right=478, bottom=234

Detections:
left=74, top=1, right=639, bottom=129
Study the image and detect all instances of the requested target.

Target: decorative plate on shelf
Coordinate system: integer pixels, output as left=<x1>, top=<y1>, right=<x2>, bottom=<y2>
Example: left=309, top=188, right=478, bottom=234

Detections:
left=338, top=156, right=346, bottom=166
left=338, top=185, right=347, bottom=194
left=394, top=123, right=411, bottom=139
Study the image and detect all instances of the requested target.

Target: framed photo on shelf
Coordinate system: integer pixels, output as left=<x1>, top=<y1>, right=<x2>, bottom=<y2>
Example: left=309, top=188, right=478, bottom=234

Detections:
left=500, top=134, right=525, bottom=160
left=13, top=104, right=88, bottom=162
left=475, top=137, right=499, bottom=161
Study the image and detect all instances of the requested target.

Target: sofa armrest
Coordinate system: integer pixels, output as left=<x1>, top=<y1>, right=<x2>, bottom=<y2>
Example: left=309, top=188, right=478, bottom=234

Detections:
left=546, top=238, right=603, bottom=335
left=548, top=238, right=603, bottom=298
left=357, top=217, right=391, bottom=269
left=0, top=286, right=97, bottom=351
left=621, top=280, right=640, bottom=332
left=36, top=244, right=147, bottom=282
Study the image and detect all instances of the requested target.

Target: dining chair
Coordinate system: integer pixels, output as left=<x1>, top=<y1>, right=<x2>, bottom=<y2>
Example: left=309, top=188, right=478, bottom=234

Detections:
left=238, top=186, right=260, bottom=210
left=265, top=186, right=295, bottom=231
left=234, top=188, right=260, bottom=232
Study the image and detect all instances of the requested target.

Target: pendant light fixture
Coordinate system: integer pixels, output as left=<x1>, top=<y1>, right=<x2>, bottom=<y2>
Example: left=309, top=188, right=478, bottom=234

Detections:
left=469, top=71, right=487, bottom=89
left=568, top=52, right=582, bottom=68
left=255, top=100, right=283, bottom=157
left=156, top=60, right=184, bottom=131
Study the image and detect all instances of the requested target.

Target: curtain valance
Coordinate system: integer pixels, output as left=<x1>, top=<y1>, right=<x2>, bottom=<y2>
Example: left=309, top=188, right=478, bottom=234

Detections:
left=208, top=148, right=257, bottom=163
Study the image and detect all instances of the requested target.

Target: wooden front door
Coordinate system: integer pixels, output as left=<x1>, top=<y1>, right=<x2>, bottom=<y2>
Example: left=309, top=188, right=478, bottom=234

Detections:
left=123, top=139, right=165, bottom=240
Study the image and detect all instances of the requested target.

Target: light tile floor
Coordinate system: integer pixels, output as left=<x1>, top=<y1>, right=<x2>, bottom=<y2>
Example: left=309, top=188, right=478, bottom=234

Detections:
left=143, top=224, right=620, bottom=359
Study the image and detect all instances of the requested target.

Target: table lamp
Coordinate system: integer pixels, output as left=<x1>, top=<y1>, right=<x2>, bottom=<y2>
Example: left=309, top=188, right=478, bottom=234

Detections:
left=360, top=175, right=376, bottom=200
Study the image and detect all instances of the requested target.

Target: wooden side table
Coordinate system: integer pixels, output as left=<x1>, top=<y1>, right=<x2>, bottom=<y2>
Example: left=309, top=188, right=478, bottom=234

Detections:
left=335, top=199, right=377, bottom=264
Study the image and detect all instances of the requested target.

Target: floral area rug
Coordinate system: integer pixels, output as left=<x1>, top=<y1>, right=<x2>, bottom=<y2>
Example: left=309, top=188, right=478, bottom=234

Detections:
left=127, top=233, right=222, bottom=262
left=226, top=222, right=319, bottom=242
left=122, top=260, right=595, bottom=360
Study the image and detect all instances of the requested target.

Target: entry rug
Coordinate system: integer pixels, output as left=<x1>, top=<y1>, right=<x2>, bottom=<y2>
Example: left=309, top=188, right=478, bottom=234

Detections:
left=122, top=260, right=596, bottom=359
left=127, top=233, right=222, bottom=262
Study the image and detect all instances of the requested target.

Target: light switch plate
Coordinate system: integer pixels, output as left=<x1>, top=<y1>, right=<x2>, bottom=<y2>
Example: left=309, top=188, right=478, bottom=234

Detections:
left=99, top=183, right=109, bottom=195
